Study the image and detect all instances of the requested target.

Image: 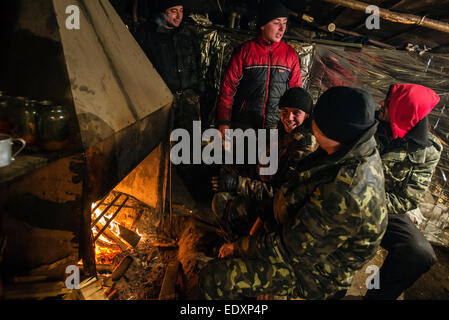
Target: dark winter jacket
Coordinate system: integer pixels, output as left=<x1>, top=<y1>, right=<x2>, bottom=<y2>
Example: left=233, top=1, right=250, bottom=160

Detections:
left=136, top=19, right=203, bottom=93
left=216, top=34, right=302, bottom=129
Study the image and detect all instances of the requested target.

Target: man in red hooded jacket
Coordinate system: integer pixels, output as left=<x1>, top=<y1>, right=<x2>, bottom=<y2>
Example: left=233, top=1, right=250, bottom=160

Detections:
left=216, top=1, right=302, bottom=138
left=365, top=83, right=442, bottom=300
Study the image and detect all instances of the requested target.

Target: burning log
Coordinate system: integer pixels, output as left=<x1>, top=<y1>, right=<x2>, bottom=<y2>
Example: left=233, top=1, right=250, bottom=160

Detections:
left=93, top=195, right=129, bottom=242
left=111, top=255, right=134, bottom=281
left=118, top=224, right=141, bottom=248
left=95, top=223, right=130, bottom=252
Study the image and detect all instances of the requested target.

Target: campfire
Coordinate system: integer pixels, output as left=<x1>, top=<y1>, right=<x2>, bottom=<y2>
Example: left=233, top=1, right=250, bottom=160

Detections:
left=78, top=192, right=142, bottom=273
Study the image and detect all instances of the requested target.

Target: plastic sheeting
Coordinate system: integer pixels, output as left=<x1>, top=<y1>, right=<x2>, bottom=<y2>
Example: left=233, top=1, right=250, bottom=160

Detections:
left=196, top=26, right=449, bottom=248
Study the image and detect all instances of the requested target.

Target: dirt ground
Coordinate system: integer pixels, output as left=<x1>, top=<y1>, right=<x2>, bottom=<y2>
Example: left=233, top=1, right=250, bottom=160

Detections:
left=172, top=166, right=449, bottom=300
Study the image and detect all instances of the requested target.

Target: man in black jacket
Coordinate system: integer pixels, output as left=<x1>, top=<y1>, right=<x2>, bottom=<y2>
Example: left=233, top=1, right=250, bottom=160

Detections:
left=136, top=0, right=203, bottom=130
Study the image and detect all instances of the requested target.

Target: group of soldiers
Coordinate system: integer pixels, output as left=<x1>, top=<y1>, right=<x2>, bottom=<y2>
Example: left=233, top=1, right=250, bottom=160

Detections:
left=201, top=84, right=442, bottom=300
left=136, top=0, right=443, bottom=300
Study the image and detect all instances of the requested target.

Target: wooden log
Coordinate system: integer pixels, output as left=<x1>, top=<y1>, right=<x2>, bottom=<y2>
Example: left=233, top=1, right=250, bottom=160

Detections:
left=95, top=223, right=129, bottom=251
left=158, top=261, right=179, bottom=300
left=78, top=264, right=114, bottom=273
left=322, top=0, right=449, bottom=34
left=111, top=256, right=133, bottom=281
left=150, top=242, right=178, bottom=248
left=118, top=224, right=141, bottom=248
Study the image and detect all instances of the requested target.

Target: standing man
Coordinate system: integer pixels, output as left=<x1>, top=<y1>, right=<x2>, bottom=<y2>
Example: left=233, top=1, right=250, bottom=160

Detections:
left=216, top=1, right=302, bottom=137
left=200, top=87, right=387, bottom=300
left=136, top=1, right=204, bottom=130
left=365, top=83, right=442, bottom=300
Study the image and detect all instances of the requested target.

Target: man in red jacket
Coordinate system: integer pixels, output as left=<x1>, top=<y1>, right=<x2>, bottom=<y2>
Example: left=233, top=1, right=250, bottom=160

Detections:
left=216, top=1, right=302, bottom=138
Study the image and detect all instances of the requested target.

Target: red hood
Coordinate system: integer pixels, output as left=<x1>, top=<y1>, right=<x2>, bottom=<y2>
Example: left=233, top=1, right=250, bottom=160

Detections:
left=388, top=83, right=440, bottom=139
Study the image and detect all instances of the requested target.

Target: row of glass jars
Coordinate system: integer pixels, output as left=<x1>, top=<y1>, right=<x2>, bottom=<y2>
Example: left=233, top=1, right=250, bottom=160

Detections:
left=0, top=91, right=71, bottom=151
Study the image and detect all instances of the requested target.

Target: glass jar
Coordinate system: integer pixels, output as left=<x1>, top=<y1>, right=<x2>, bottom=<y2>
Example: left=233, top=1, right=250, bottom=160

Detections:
left=11, top=98, right=40, bottom=145
left=0, top=91, right=11, bottom=134
left=38, top=102, right=70, bottom=151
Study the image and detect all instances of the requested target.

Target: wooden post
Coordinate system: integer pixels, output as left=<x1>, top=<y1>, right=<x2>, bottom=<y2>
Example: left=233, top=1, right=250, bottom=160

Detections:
left=322, top=0, right=449, bottom=34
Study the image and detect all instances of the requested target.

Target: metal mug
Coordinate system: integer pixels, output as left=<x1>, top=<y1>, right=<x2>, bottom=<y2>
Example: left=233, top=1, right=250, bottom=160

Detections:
left=0, top=134, right=26, bottom=168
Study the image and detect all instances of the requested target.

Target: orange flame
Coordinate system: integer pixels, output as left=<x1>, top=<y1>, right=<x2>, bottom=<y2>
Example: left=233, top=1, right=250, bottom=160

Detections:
left=91, top=202, right=122, bottom=265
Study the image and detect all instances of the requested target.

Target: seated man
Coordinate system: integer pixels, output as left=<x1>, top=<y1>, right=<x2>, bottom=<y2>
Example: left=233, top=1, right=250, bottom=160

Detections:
left=211, top=87, right=318, bottom=235
left=199, top=87, right=388, bottom=300
left=365, top=83, right=442, bottom=300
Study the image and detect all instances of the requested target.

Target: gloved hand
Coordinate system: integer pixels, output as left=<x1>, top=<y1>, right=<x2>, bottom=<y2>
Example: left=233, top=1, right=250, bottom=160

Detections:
left=211, top=173, right=238, bottom=192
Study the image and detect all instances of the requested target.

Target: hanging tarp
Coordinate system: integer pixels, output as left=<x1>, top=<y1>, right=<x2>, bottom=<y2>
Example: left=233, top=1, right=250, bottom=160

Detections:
left=195, top=25, right=449, bottom=248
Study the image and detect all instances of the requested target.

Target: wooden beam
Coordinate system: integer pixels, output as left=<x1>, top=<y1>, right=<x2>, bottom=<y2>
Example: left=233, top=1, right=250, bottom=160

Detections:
left=322, top=0, right=449, bottom=34
left=158, top=260, right=179, bottom=300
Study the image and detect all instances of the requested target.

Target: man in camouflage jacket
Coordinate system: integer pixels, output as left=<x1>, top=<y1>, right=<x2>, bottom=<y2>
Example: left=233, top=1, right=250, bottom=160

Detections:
left=211, top=87, right=318, bottom=235
left=365, top=83, right=442, bottom=300
left=199, top=87, right=388, bottom=300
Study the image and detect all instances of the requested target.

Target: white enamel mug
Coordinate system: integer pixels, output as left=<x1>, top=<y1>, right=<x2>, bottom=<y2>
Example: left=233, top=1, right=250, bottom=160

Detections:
left=0, top=134, right=26, bottom=168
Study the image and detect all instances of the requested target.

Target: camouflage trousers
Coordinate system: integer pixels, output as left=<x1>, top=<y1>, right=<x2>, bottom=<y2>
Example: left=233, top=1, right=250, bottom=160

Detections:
left=198, top=256, right=300, bottom=299
left=201, top=193, right=297, bottom=299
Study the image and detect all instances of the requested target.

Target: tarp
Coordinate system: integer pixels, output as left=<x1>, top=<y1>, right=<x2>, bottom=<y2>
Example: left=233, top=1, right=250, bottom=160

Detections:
left=196, top=25, right=449, bottom=248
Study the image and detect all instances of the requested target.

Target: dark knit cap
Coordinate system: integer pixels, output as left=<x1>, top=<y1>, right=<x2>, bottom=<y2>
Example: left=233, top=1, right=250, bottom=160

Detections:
left=160, top=0, right=184, bottom=12
left=313, top=87, right=376, bottom=144
left=279, top=87, right=313, bottom=115
left=257, top=1, right=290, bottom=27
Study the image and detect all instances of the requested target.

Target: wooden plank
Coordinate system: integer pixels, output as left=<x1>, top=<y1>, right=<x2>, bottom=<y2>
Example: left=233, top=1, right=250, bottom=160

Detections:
left=158, top=260, right=179, bottom=300
left=79, top=276, right=107, bottom=300
left=3, top=281, right=69, bottom=300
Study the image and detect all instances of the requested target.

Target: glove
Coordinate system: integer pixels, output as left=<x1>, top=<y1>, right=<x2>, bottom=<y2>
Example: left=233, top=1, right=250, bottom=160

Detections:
left=212, top=173, right=238, bottom=192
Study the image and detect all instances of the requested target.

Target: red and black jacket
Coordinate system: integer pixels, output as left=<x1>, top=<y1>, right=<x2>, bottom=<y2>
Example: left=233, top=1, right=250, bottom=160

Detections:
left=216, top=35, right=302, bottom=129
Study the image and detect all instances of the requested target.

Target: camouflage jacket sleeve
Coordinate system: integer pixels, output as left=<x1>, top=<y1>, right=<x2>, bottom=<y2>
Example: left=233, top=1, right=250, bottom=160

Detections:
left=235, top=129, right=318, bottom=200
left=236, top=176, right=274, bottom=200
left=235, top=180, right=362, bottom=265
left=384, top=135, right=442, bottom=214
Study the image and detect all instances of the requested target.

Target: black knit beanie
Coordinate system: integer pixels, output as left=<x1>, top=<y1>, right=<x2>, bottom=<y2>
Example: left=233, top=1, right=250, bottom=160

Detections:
left=279, top=87, right=313, bottom=115
left=258, top=1, right=290, bottom=27
left=313, top=87, right=376, bottom=144
left=160, top=0, right=184, bottom=12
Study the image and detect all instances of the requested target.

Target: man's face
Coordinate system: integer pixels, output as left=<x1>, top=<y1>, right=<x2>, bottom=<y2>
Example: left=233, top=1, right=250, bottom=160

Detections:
left=280, top=107, right=308, bottom=133
left=260, top=17, right=287, bottom=43
left=164, top=5, right=183, bottom=28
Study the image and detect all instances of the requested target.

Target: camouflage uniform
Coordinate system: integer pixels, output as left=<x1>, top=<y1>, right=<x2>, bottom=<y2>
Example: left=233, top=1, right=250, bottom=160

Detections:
left=200, top=126, right=388, bottom=300
left=364, top=122, right=442, bottom=300
left=212, top=122, right=318, bottom=235
left=236, top=122, right=318, bottom=200
left=375, top=126, right=443, bottom=214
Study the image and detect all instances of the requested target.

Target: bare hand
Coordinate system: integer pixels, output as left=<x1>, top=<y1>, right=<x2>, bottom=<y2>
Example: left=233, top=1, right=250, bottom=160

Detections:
left=218, top=124, right=230, bottom=140
left=218, top=242, right=235, bottom=258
